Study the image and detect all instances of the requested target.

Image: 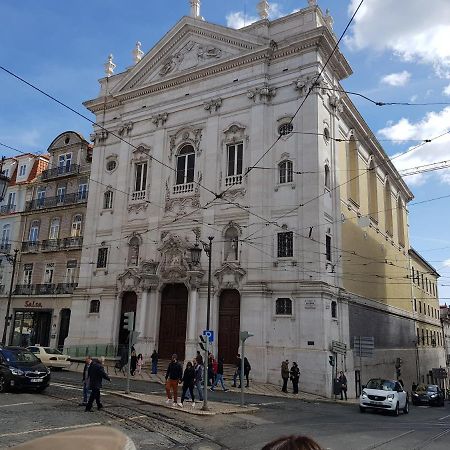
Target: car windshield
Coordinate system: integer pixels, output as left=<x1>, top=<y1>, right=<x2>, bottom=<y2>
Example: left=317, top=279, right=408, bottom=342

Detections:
left=366, top=379, right=396, bottom=391
left=3, top=349, right=39, bottom=363
left=43, top=348, right=62, bottom=355
left=427, top=386, right=438, bottom=392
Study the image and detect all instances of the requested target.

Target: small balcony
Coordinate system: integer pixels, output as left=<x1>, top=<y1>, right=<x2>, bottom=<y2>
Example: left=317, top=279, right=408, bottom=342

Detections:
left=0, top=242, right=11, bottom=253
left=13, top=283, right=78, bottom=296
left=14, top=284, right=34, bottom=295
left=131, top=190, right=146, bottom=201
left=62, top=236, right=83, bottom=249
left=41, top=239, right=60, bottom=252
left=225, top=174, right=243, bottom=187
left=21, top=241, right=40, bottom=253
left=25, top=192, right=88, bottom=212
left=173, top=183, right=194, bottom=195
left=22, top=236, right=83, bottom=253
left=41, top=164, right=80, bottom=181
left=0, top=204, right=16, bottom=215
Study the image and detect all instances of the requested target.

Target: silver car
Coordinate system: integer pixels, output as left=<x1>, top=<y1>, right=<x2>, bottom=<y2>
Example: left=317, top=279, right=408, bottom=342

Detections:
left=360, top=378, right=409, bottom=416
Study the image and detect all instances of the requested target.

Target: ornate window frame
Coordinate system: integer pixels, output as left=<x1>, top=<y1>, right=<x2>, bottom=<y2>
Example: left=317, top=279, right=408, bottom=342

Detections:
left=105, top=153, right=118, bottom=173
left=276, top=115, right=294, bottom=141
left=275, top=152, right=295, bottom=191
left=129, top=144, right=151, bottom=204
left=221, top=123, right=248, bottom=191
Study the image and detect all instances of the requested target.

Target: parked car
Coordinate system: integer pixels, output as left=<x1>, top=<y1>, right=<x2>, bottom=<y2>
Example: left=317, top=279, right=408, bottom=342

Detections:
left=27, top=346, right=71, bottom=370
left=0, top=346, right=50, bottom=392
left=412, top=384, right=445, bottom=406
left=359, top=378, right=409, bottom=416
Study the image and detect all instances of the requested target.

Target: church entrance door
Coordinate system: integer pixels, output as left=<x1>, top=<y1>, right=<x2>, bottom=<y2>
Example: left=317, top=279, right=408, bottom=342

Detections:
left=158, top=284, right=188, bottom=360
left=218, top=289, right=241, bottom=364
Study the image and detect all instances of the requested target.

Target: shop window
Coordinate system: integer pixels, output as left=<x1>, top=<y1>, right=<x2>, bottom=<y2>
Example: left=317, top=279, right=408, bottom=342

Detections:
left=128, top=237, right=140, bottom=267
left=103, top=190, right=113, bottom=209
left=276, top=298, right=292, bottom=315
left=331, top=301, right=337, bottom=318
left=279, top=160, right=293, bottom=184
left=89, top=300, right=100, bottom=314
left=277, top=231, right=293, bottom=258
left=97, top=247, right=108, bottom=268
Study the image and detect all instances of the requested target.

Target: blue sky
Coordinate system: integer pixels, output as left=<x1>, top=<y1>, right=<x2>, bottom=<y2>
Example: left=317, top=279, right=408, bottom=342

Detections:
left=1, top=0, right=449, bottom=301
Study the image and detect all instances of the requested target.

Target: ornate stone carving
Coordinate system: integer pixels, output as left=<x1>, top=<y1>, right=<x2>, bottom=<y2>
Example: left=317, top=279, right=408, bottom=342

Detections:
left=118, top=121, right=133, bottom=136
left=90, top=130, right=109, bottom=144
left=188, top=269, right=205, bottom=289
left=117, top=268, right=141, bottom=292
left=132, top=41, right=144, bottom=65
left=247, top=83, right=277, bottom=102
left=192, top=227, right=201, bottom=241
left=222, top=187, right=246, bottom=201
left=197, top=46, right=222, bottom=59
left=204, top=98, right=223, bottom=113
left=104, top=54, right=116, bottom=77
left=131, top=144, right=151, bottom=162
left=127, top=202, right=149, bottom=214
left=293, top=73, right=322, bottom=95
left=151, top=113, right=169, bottom=127
left=324, top=9, right=334, bottom=30
left=223, top=123, right=247, bottom=145
left=168, top=126, right=203, bottom=161
left=257, top=0, right=270, bottom=19
left=214, top=262, right=246, bottom=290
left=157, top=234, right=190, bottom=283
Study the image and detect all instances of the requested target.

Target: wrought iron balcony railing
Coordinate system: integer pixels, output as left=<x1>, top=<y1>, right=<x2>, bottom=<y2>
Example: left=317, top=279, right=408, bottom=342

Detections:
left=22, top=236, right=83, bottom=253
left=41, top=164, right=80, bottom=181
left=0, top=204, right=16, bottom=215
left=13, top=283, right=78, bottom=296
left=25, top=192, right=88, bottom=212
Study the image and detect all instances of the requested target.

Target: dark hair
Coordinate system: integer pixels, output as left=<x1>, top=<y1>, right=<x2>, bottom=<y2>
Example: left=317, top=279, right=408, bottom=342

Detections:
left=186, top=361, right=193, bottom=369
left=261, top=435, right=324, bottom=450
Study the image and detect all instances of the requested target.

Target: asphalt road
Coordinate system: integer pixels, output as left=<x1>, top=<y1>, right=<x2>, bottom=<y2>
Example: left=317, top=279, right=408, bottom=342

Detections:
left=0, top=371, right=449, bottom=449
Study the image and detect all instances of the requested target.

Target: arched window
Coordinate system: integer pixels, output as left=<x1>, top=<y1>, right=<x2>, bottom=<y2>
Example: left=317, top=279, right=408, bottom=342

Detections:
left=397, top=197, right=405, bottom=246
left=324, top=164, right=331, bottom=189
left=224, top=226, right=239, bottom=261
left=279, top=160, right=293, bottom=184
left=103, top=190, right=113, bottom=209
left=49, top=218, right=60, bottom=240
left=276, top=298, right=292, bottom=315
left=128, top=236, right=140, bottom=266
left=176, top=144, right=195, bottom=185
left=331, top=301, right=337, bottom=318
left=384, top=180, right=393, bottom=235
left=89, top=300, right=100, bottom=314
left=368, top=160, right=378, bottom=221
left=71, top=214, right=82, bottom=237
left=348, top=138, right=359, bottom=203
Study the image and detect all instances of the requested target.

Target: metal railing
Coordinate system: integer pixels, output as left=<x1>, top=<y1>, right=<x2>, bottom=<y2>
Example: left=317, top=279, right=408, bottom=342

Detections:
left=25, top=192, right=88, bottom=212
left=41, top=164, right=80, bottom=181
left=41, top=239, right=60, bottom=251
left=14, top=282, right=78, bottom=295
left=0, top=204, right=16, bottom=214
left=32, top=237, right=83, bottom=252
left=64, top=344, right=119, bottom=358
left=0, top=242, right=11, bottom=252
left=21, top=241, right=40, bottom=253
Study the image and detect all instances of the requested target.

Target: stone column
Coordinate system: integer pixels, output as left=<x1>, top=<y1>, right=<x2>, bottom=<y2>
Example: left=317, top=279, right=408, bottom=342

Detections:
left=185, top=287, right=198, bottom=360
left=146, top=288, right=160, bottom=349
left=136, top=289, right=148, bottom=337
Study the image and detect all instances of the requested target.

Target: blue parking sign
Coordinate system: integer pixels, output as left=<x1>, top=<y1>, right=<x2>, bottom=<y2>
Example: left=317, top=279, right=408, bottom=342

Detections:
left=203, top=330, right=214, bottom=342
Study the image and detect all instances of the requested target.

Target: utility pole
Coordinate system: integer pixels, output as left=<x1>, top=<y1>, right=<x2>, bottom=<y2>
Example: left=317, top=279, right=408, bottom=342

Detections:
left=1, top=249, right=19, bottom=345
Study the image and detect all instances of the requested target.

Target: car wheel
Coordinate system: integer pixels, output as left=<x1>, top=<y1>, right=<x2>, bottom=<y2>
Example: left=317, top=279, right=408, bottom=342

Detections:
left=393, top=402, right=400, bottom=416
left=0, top=376, right=7, bottom=393
left=403, top=400, right=409, bottom=414
left=359, top=406, right=366, bottom=413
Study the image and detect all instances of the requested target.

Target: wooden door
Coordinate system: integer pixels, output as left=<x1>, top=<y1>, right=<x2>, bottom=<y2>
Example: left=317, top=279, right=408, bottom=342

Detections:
left=158, top=284, right=188, bottom=360
left=218, top=289, right=241, bottom=364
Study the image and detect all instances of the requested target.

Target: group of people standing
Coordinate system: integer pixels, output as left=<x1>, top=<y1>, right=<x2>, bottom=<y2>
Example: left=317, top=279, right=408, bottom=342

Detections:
left=281, top=360, right=300, bottom=394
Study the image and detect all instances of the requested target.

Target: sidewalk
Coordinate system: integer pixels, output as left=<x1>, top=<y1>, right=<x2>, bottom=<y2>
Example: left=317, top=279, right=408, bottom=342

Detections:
left=67, top=362, right=358, bottom=408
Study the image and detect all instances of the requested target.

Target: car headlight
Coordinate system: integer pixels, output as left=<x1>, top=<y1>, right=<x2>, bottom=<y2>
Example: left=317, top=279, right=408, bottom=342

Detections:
left=412, top=393, right=418, bottom=396
left=430, top=394, right=437, bottom=398
left=9, top=367, right=24, bottom=376
left=361, top=390, right=368, bottom=398
left=387, top=394, right=395, bottom=400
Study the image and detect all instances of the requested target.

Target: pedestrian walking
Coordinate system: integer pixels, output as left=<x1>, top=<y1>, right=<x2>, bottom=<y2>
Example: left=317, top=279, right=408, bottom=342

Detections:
left=244, top=357, right=251, bottom=388
left=338, top=371, right=347, bottom=400
left=211, top=357, right=228, bottom=391
left=151, top=349, right=158, bottom=374
left=208, top=353, right=216, bottom=386
left=136, top=353, right=143, bottom=375
left=79, top=355, right=92, bottom=406
left=130, top=350, right=137, bottom=376
left=195, top=350, right=203, bottom=365
left=281, top=360, right=289, bottom=393
left=290, top=362, right=300, bottom=394
left=165, top=354, right=183, bottom=406
left=232, top=354, right=242, bottom=387
left=180, top=361, right=196, bottom=407
left=194, top=359, right=204, bottom=401
left=85, top=359, right=110, bottom=412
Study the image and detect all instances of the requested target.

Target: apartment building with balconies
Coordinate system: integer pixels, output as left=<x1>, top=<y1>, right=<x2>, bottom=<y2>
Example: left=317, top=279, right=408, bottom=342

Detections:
left=3, top=131, right=92, bottom=349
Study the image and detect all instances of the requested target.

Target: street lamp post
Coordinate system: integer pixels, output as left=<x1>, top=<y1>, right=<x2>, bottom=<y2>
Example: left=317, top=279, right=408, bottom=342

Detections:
left=202, top=236, right=214, bottom=330
left=1, top=249, right=19, bottom=345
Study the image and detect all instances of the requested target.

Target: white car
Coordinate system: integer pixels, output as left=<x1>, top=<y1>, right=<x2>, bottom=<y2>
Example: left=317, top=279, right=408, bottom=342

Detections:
left=359, top=378, right=409, bottom=416
left=27, top=346, right=71, bottom=370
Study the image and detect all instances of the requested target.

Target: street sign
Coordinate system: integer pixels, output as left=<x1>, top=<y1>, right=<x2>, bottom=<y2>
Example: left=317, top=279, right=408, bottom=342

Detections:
left=331, top=340, right=347, bottom=355
left=353, top=336, right=374, bottom=358
left=203, top=330, right=214, bottom=342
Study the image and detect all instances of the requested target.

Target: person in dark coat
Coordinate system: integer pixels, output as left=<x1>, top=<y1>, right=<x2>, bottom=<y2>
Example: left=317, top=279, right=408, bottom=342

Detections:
left=232, top=354, right=242, bottom=387
left=180, top=361, right=196, bottom=407
left=290, top=362, right=300, bottom=394
left=85, top=359, right=111, bottom=411
left=165, top=354, right=183, bottom=406
left=130, top=350, right=137, bottom=376
left=195, top=350, right=203, bottom=365
left=281, top=360, right=289, bottom=393
left=194, top=359, right=204, bottom=401
left=338, top=371, right=347, bottom=400
left=244, top=357, right=251, bottom=388
left=151, top=349, right=158, bottom=374
left=80, top=355, right=92, bottom=406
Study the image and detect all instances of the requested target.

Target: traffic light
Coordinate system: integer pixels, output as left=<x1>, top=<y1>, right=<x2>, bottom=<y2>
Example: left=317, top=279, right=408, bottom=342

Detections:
left=329, top=355, right=335, bottom=366
left=199, top=335, right=207, bottom=352
left=123, top=312, right=135, bottom=331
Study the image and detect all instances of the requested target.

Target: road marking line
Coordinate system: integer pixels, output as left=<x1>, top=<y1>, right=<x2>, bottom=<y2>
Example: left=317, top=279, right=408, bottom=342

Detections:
left=0, top=422, right=102, bottom=438
left=0, top=402, right=33, bottom=408
left=439, top=414, right=450, bottom=420
left=51, top=382, right=109, bottom=396
left=365, top=430, right=415, bottom=450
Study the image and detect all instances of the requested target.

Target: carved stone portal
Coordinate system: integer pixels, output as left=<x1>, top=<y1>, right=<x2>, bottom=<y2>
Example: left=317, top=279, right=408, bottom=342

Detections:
left=214, top=262, right=246, bottom=290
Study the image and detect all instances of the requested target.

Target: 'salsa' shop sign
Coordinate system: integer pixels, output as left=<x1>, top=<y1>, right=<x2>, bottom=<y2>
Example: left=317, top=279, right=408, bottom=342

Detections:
left=24, top=301, right=43, bottom=308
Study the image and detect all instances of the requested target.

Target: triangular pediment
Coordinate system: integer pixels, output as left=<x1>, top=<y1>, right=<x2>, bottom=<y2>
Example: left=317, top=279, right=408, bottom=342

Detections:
left=113, top=16, right=269, bottom=94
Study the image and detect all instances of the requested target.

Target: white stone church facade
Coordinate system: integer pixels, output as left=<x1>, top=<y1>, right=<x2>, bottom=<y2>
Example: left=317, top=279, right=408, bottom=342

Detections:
left=66, top=2, right=441, bottom=396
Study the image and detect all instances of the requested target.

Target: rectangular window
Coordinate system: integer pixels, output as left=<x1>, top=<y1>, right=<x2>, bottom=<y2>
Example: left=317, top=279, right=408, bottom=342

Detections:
left=97, top=248, right=108, bottom=268
left=326, top=235, right=332, bottom=262
left=43, top=263, right=55, bottom=284
left=19, top=165, right=26, bottom=176
left=421, top=329, right=425, bottom=345
left=227, top=143, right=243, bottom=177
left=277, top=231, right=293, bottom=258
left=28, top=222, right=39, bottom=242
left=78, top=183, right=88, bottom=200
left=103, top=191, right=113, bottom=209
left=58, top=153, right=72, bottom=171
left=37, top=188, right=46, bottom=206
left=56, top=186, right=66, bottom=203
left=414, top=298, right=417, bottom=311
left=176, top=153, right=195, bottom=185
left=7, top=192, right=16, bottom=206
left=134, top=162, right=148, bottom=192
left=1, top=225, right=10, bottom=246
left=419, top=301, right=422, bottom=314
left=2, top=168, right=9, bottom=178
left=65, top=262, right=77, bottom=284
left=23, top=264, right=33, bottom=285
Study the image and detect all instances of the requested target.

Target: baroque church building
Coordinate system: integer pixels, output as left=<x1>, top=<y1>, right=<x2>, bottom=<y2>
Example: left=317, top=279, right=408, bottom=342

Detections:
left=65, top=1, right=445, bottom=396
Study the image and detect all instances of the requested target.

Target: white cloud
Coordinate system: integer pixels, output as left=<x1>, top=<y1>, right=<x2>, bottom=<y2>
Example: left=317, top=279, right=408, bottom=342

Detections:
left=381, top=71, right=411, bottom=87
left=226, top=3, right=289, bottom=29
left=378, top=107, right=450, bottom=185
left=444, top=258, right=450, bottom=268
left=346, top=0, right=450, bottom=77
left=443, top=84, right=450, bottom=96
